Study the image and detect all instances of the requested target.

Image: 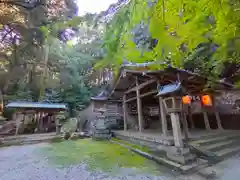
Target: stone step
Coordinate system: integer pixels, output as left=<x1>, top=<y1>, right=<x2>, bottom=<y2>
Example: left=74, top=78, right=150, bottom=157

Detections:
left=195, top=131, right=238, bottom=141
left=190, top=133, right=240, bottom=146
left=111, top=138, right=207, bottom=172
left=95, top=130, right=111, bottom=133
left=215, top=146, right=240, bottom=157
left=202, top=140, right=237, bottom=151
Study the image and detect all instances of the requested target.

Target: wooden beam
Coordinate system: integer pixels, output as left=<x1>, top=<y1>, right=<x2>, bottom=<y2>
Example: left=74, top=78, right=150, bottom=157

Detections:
left=124, top=96, right=137, bottom=103
left=124, top=90, right=158, bottom=103
left=139, top=90, right=158, bottom=98
left=124, top=79, right=156, bottom=94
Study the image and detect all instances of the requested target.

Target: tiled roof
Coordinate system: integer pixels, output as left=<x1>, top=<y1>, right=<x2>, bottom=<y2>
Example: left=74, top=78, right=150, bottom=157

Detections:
left=6, top=102, right=67, bottom=109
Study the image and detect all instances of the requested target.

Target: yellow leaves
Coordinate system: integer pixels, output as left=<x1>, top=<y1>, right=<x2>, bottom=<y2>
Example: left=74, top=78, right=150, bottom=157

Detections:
left=66, top=40, right=73, bottom=47
left=0, top=3, right=25, bottom=25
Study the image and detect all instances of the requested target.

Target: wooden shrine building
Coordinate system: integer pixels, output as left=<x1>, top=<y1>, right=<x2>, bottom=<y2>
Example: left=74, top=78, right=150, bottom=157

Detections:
left=94, top=63, right=240, bottom=139
left=90, top=62, right=240, bottom=164
left=6, top=102, right=67, bottom=135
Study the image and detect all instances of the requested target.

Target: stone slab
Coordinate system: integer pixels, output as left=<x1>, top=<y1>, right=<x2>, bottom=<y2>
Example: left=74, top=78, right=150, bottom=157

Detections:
left=167, top=146, right=190, bottom=155
left=166, top=147, right=196, bottom=165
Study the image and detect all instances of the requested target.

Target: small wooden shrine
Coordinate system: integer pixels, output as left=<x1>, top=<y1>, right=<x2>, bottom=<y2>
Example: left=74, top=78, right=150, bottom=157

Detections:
left=91, top=89, right=123, bottom=129
left=6, top=102, right=67, bottom=135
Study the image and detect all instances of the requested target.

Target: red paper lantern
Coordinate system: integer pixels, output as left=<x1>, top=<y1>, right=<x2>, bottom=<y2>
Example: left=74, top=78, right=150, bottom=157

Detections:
left=201, top=95, right=212, bottom=106
left=182, top=95, right=191, bottom=104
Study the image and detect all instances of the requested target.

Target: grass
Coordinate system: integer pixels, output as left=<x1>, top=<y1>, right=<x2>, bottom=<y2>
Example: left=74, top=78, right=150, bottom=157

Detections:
left=111, top=138, right=151, bottom=152
left=38, top=139, right=162, bottom=174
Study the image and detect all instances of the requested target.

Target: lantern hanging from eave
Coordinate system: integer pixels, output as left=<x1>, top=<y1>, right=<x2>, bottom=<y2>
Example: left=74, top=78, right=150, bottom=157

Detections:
left=201, top=95, right=212, bottom=106
left=182, top=95, right=191, bottom=105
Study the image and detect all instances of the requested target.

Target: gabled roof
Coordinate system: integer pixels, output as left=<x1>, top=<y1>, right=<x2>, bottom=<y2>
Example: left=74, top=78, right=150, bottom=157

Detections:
left=6, top=102, right=67, bottom=110
left=112, top=64, right=235, bottom=95
left=156, top=82, right=182, bottom=97
left=92, top=61, right=236, bottom=101
left=91, top=90, right=109, bottom=101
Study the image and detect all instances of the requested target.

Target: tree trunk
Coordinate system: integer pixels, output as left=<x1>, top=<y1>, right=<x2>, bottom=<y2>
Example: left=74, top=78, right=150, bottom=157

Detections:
left=38, top=44, right=49, bottom=101
left=0, top=90, right=3, bottom=115
left=68, top=103, right=75, bottom=117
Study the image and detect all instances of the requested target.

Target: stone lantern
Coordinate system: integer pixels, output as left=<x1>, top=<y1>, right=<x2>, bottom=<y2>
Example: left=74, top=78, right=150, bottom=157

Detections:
left=92, top=108, right=111, bottom=140
left=157, top=82, right=195, bottom=164
left=162, top=96, right=183, bottom=113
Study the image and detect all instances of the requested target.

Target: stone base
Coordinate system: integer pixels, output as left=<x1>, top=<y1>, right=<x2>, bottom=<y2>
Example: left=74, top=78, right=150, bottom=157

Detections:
left=166, top=146, right=196, bottom=164
left=92, top=127, right=111, bottom=140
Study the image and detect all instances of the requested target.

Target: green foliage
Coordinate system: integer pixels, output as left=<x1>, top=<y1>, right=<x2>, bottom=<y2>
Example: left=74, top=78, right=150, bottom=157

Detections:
left=39, top=16, right=83, bottom=42
left=39, top=37, right=99, bottom=115
left=0, top=0, right=108, bottom=120
left=99, top=0, right=240, bottom=85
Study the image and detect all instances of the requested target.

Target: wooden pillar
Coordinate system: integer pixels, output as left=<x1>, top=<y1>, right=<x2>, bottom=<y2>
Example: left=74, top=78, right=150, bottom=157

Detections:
left=182, top=111, right=189, bottom=141
left=159, top=97, right=168, bottom=137
left=54, top=114, right=60, bottom=134
left=48, top=115, right=51, bottom=125
left=123, top=94, right=127, bottom=131
left=39, top=112, right=44, bottom=132
left=12, top=112, right=17, bottom=121
left=213, top=96, right=223, bottom=130
left=37, top=112, right=41, bottom=132
left=13, top=112, right=18, bottom=135
left=203, top=111, right=211, bottom=130
left=15, top=112, right=20, bottom=136
left=215, top=112, right=223, bottom=130
left=188, top=106, right=195, bottom=129
left=170, top=112, right=184, bottom=148
left=136, top=77, right=144, bottom=132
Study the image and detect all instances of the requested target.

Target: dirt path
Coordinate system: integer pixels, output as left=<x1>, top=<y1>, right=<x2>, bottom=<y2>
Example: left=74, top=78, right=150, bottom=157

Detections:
left=0, top=143, right=173, bottom=180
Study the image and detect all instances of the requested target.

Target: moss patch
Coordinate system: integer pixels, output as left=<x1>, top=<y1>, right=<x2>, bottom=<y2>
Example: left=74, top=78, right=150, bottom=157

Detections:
left=111, top=138, right=151, bottom=152
left=38, top=139, right=161, bottom=174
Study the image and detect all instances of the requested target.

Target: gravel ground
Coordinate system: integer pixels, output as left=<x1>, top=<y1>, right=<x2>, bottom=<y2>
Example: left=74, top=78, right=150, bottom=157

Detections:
left=2, top=143, right=240, bottom=180
left=0, top=143, right=175, bottom=180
